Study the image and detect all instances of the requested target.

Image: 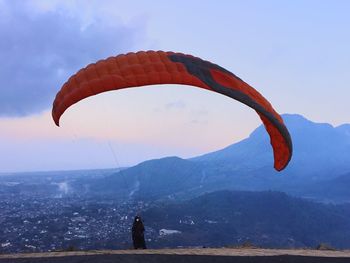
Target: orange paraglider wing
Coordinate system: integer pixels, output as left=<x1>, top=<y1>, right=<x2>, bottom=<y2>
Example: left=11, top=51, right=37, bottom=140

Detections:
left=52, top=51, right=292, bottom=171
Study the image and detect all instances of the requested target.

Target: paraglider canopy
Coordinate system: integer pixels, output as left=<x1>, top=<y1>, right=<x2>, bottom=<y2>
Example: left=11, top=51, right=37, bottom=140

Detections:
left=52, top=50, right=292, bottom=171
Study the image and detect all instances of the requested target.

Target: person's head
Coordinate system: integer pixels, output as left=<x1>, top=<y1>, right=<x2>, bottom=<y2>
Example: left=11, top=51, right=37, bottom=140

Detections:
left=134, top=215, right=142, bottom=223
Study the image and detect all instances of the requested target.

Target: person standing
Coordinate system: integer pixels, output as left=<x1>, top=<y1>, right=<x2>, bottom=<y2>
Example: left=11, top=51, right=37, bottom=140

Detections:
left=132, top=215, right=146, bottom=249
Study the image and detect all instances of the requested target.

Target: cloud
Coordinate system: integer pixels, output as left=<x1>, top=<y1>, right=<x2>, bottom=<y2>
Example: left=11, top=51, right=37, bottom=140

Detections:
left=0, top=1, right=144, bottom=116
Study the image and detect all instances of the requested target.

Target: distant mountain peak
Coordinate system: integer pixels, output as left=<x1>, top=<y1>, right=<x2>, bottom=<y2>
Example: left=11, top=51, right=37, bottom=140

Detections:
left=194, top=113, right=350, bottom=177
left=281, top=113, right=334, bottom=128
left=281, top=113, right=309, bottom=121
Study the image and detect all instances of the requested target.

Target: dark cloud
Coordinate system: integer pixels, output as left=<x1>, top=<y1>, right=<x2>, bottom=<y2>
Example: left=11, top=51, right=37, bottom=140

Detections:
left=0, top=2, right=142, bottom=116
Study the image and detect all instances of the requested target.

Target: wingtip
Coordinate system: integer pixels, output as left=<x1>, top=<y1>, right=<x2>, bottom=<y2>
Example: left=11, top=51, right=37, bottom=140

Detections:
left=274, top=154, right=292, bottom=172
left=52, top=111, right=60, bottom=127
left=54, top=118, right=60, bottom=127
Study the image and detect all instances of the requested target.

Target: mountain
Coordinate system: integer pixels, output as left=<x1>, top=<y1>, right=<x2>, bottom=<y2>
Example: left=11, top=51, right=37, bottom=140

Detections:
left=336, top=124, right=350, bottom=137
left=195, top=114, right=350, bottom=180
left=77, top=114, right=350, bottom=202
left=143, top=190, right=350, bottom=249
left=83, top=157, right=204, bottom=200
left=304, top=172, right=350, bottom=202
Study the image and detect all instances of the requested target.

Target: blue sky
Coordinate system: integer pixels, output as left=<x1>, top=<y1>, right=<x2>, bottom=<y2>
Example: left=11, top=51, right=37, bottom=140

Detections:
left=0, top=0, right=349, bottom=172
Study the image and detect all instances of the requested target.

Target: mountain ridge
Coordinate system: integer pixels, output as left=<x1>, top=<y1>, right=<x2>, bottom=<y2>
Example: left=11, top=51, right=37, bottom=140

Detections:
left=74, top=113, right=350, bottom=202
left=143, top=190, right=350, bottom=249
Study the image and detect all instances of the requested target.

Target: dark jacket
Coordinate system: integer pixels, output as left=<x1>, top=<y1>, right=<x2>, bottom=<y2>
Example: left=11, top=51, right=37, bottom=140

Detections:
left=132, top=216, right=146, bottom=249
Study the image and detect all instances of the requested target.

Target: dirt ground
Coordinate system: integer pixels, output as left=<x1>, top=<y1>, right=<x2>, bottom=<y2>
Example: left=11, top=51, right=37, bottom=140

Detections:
left=1, top=248, right=350, bottom=263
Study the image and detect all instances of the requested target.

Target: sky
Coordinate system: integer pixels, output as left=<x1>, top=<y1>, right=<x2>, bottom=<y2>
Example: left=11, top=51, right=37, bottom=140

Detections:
left=0, top=0, right=349, bottom=172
